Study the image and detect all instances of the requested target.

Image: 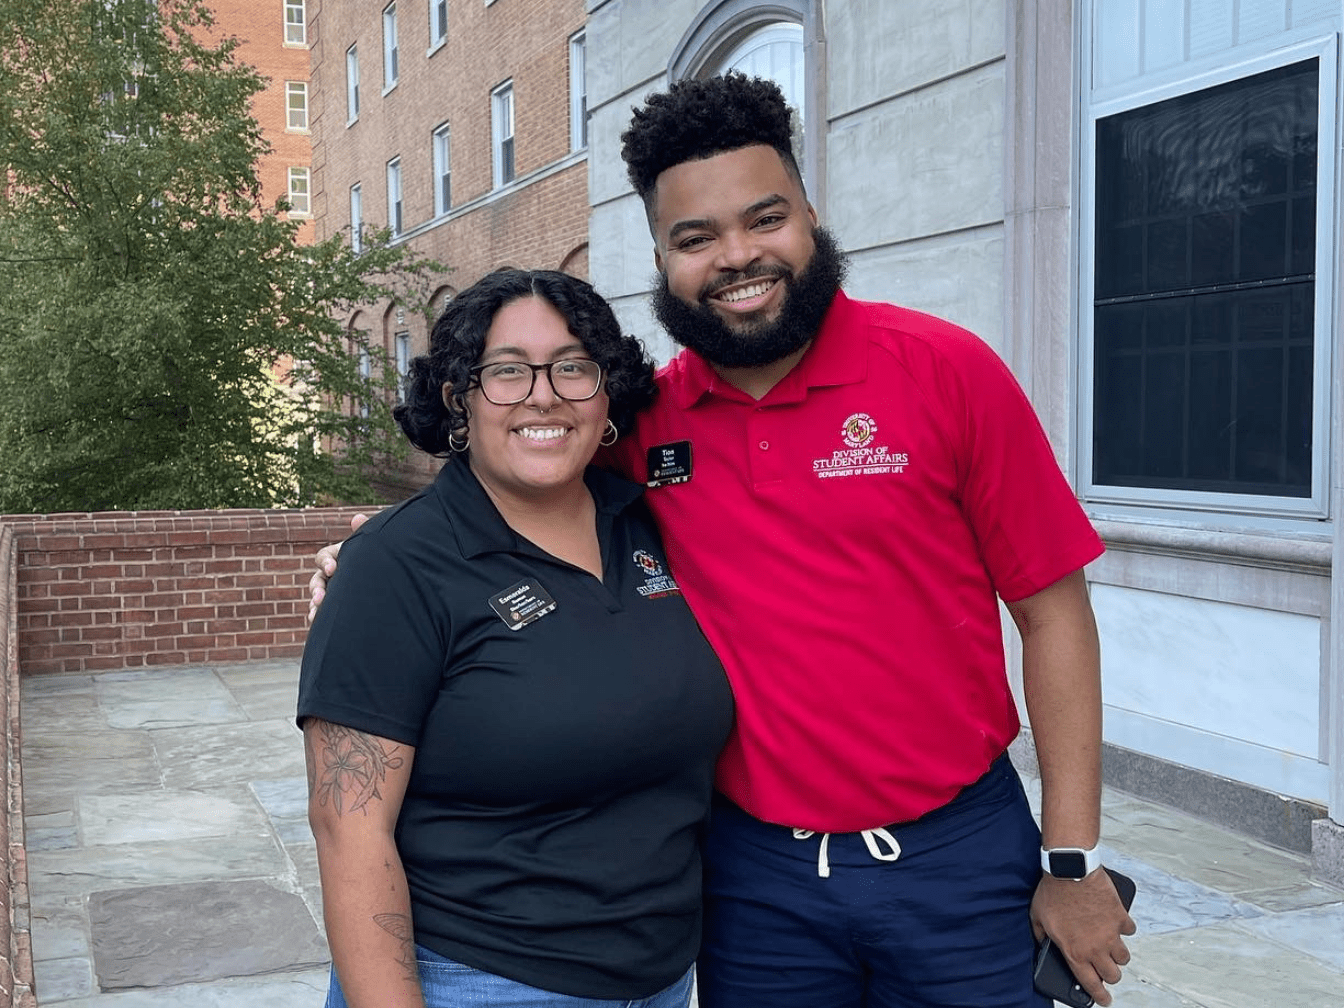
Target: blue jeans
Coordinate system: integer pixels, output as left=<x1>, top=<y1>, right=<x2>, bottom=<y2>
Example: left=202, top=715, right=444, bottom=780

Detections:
left=324, top=945, right=695, bottom=1008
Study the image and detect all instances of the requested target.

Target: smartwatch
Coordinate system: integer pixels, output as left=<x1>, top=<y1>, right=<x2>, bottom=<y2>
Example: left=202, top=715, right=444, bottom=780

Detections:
left=1040, top=846, right=1103, bottom=880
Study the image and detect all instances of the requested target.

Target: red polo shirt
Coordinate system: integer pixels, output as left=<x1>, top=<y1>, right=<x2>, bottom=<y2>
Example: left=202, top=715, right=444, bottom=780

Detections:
left=610, top=292, right=1103, bottom=832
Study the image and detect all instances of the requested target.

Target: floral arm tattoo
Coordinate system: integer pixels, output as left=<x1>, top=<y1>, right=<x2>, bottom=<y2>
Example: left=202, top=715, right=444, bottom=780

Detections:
left=375, top=913, right=419, bottom=984
left=305, top=720, right=406, bottom=816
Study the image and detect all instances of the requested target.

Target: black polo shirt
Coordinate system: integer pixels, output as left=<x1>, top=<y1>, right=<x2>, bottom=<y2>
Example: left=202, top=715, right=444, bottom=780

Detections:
left=298, top=460, right=733, bottom=999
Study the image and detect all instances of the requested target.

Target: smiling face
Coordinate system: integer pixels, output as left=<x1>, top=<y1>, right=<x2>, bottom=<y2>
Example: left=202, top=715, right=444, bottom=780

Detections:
left=458, top=295, right=609, bottom=508
left=650, top=144, right=835, bottom=368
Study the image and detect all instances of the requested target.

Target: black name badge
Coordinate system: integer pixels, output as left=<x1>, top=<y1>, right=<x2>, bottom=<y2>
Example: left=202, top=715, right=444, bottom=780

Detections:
left=489, top=580, right=557, bottom=631
left=647, top=440, right=693, bottom=488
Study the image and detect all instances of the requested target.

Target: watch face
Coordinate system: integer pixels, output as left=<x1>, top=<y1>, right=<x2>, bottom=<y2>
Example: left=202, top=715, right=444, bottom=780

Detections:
left=1048, top=851, right=1089, bottom=879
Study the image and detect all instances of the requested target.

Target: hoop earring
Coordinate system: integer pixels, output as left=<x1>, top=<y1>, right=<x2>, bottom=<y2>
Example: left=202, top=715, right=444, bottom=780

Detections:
left=448, top=428, right=469, bottom=453
left=599, top=419, right=618, bottom=447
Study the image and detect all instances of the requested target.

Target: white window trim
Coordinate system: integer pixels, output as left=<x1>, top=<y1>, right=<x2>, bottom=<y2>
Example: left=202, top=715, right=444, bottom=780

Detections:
left=386, top=157, right=403, bottom=236
left=491, top=81, right=515, bottom=189
left=1076, top=35, right=1338, bottom=521
left=284, top=0, right=306, bottom=46
left=346, top=45, right=360, bottom=124
left=287, top=167, right=311, bottom=216
left=349, top=183, right=363, bottom=254
left=382, top=2, right=400, bottom=94
left=433, top=123, right=451, bottom=216
left=285, top=80, right=308, bottom=131
left=428, top=0, right=448, bottom=54
left=569, top=31, right=586, bottom=152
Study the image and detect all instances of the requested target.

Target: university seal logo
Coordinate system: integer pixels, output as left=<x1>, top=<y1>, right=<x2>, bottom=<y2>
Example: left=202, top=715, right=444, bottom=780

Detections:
left=632, top=550, right=663, bottom=577
left=842, top=412, right=877, bottom=449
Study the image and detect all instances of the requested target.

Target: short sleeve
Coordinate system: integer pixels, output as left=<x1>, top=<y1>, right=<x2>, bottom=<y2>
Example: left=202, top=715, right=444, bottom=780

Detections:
left=940, top=336, right=1104, bottom=602
left=297, top=516, right=452, bottom=745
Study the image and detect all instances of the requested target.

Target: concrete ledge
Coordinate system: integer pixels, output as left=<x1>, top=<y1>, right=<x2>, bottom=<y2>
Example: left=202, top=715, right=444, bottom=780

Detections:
left=1312, top=818, right=1344, bottom=889
left=1010, top=731, right=1326, bottom=855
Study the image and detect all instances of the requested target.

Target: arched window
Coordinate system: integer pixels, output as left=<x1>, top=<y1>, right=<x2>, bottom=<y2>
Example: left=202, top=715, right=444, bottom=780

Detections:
left=668, top=2, right=814, bottom=200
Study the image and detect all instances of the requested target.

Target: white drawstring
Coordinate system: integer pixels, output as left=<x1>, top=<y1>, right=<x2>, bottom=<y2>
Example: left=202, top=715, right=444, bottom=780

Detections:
left=791, top=826, right=901, bottom=878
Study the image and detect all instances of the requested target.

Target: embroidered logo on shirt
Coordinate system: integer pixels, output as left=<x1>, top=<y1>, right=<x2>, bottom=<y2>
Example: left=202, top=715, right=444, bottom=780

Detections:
left=813, top=413, right=909, bottom=479
left=632, top=550, right=680, bottom=598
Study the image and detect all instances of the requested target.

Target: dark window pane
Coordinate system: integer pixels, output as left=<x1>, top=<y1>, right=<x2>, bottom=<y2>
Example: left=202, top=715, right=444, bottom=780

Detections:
left=1093, top=59, right=1317, bottom=497
left=1238, top=201, right=1287, bottom=280
left=1191, top=210, right=1234, bottom=286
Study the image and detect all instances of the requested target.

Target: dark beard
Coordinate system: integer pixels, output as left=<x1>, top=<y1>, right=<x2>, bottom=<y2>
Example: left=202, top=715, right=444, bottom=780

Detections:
left=651, top=225, right=848, bottom=369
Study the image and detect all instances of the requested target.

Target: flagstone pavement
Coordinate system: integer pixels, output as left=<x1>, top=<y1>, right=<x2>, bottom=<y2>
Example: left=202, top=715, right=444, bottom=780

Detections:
left=18, top=661, right=1344, bottom=1006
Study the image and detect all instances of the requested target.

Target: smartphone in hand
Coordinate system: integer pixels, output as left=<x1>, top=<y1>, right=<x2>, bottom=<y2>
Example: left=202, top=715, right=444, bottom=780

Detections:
left=1032, top=868, right=1136, bottom=1007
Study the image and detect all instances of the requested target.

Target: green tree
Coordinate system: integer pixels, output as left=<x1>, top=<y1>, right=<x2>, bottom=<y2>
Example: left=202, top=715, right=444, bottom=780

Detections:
left=0, top=0, right=440, bottom=512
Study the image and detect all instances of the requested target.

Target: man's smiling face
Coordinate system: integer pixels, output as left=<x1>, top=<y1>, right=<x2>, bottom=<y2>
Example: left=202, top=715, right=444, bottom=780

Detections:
left=648, top=144, right=843, bottom=369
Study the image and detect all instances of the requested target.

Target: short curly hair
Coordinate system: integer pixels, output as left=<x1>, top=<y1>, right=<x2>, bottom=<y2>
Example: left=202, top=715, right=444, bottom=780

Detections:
left=621, top=71, right=801, bottom=209
left=394, top=269, right=658, bottom=459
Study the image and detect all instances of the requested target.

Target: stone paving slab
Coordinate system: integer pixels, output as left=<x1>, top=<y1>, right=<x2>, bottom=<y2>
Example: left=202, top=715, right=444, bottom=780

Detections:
left=28, top=831, right=290, bottom=900
left=78, top=787, right=268, bottom=846
left=95, top=667, right=250, bottom=731
left=40, top=968, right=329, bottom=1008
left=89, top=880, right=327, bottom=990
left=152, top=720, right=306, bottom=789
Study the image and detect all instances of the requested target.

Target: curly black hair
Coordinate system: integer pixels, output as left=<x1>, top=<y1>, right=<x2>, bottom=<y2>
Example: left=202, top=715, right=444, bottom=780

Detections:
left=621, top=71, right=801, bottom=209
left=394, top=269, right=658, bottom=459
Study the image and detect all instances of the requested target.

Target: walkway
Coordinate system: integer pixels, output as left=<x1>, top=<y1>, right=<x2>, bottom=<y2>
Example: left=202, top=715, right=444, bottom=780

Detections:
left=19, top=662, right=1344, bottom=1006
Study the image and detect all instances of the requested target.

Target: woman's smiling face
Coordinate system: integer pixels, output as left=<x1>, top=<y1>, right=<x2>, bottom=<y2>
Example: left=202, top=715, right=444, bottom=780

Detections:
left=459, top=295, right=609, bottom=506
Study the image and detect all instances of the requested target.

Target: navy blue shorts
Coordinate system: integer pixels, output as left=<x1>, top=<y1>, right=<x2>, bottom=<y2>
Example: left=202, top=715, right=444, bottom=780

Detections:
left=697, top=754, right=1050, bottom=1008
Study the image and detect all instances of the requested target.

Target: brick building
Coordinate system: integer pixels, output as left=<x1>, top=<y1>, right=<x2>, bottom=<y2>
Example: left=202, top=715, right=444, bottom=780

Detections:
left=308, top=0, right=591, bottom=496
left=200, top=0, right=315, bottom=243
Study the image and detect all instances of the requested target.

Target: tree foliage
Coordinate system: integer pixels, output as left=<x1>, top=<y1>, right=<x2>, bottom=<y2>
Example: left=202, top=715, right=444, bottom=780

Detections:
left=0, top=0, right=440, bottom=512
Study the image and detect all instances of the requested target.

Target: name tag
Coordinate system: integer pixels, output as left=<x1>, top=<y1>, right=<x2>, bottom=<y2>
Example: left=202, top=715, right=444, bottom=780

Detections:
left=488, top=580, right=557, bottom=631
left=647, top=440, right=693, bottom=488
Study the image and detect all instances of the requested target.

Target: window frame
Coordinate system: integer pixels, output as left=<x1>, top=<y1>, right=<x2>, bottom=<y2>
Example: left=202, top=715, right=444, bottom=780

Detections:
left=395, top=331, right=412, bottom=401
left=349, top=183, right=363, bottom=253
left=285, top=80, right=308, bottom=131
left=346, top=44, right=360, bottom=123
left=287, top=167, right=311, bottom=216
left=386, top=157, right=403, bottom=237
left=429, top=0, right=448, bottom=51
left=284, top=0, right=306, bottom=45
left=433, top=122, right=452, bottom=216
left=569, top=31, right=586, bottom=152
left=491, top=81, right=515, bottom=188
left=382, top=2, right=400, bottom=93
left=1077, top=37, right=1338, bottom=520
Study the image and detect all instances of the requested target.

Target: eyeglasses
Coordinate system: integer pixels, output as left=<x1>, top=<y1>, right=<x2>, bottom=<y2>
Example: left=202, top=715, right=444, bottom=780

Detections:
left=468, top=358, right=604, bottom=406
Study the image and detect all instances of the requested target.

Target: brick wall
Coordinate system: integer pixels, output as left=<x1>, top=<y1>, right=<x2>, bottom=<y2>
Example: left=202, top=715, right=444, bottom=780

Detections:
left=5, top=507, right=374, bottom=677
left=0, top=525, right=36, bottom=1008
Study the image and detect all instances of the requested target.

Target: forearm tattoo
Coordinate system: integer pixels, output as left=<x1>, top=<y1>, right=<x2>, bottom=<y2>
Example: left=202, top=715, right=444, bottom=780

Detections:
left=375, top=913, right=419, bottom=985
left=305, top=720, right=405, bottom=816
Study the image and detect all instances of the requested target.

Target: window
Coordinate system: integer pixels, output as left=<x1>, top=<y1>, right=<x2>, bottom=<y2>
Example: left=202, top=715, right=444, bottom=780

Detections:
left=287, top=167, right=310, bottom=216
left=346, top=45, right=360, bottom=121
left=429, top=0, right=447, bottom=48
left=284, top=0, right=306, bottom=45
left=569, top=32, right=586, bottom=151
left=349, top=183, right=363, bottom=253
left=492, top=82, right=514, bottom=187
left=386, top=158, right=403, bottom=236
left=285, top=81, right=308, bottom=130
left=358, top=346, right=371, bottom=418
left=1090, top=58, right=1321, bottom=503
left=433, top=123, right=451, bottom=214
left=395, top=332, right=411, bottom=400
left=383, top=3, right=399, bottom=90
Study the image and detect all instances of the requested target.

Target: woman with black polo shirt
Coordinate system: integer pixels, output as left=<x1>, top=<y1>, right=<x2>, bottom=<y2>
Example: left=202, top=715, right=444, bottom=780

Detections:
left=298, top=270, right=733, bottom=1008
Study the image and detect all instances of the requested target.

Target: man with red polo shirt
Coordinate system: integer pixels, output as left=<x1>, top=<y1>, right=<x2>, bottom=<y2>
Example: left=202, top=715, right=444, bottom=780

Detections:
left=311, top=72, right=1134, bottom=1008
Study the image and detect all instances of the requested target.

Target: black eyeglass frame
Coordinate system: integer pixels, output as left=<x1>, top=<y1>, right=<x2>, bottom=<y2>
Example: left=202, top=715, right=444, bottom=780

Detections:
left=467, top=358, right=605, bottom=406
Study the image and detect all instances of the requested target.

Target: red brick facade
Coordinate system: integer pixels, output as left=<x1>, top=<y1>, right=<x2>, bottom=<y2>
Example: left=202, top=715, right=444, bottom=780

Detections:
left=5, top=507, right=374, bottom=677
left=200, top=0, right=315, bottom=242
left=310, top=0, right=589, bottom=494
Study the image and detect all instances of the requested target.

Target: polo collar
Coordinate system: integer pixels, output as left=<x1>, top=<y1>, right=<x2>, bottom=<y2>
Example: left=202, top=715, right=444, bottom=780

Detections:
left=668, top=290, right=868, bottom=409
left=432, top=458, right=644, bottom=560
